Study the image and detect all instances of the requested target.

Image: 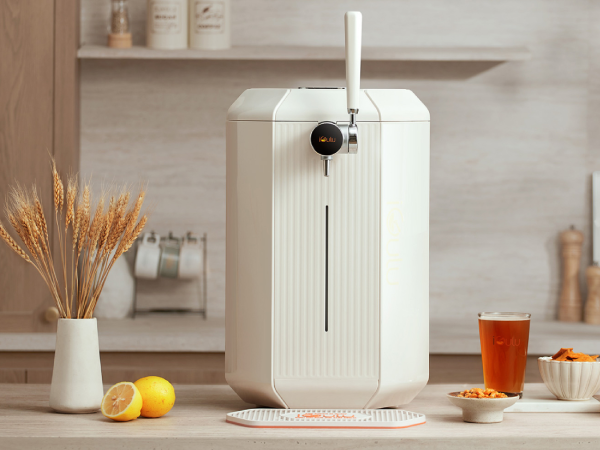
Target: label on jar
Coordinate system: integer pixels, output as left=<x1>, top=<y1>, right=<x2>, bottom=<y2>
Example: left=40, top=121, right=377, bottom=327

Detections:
left=150, top=1, right=182, bottom=35
left=193, top=1, right=225, bottom=34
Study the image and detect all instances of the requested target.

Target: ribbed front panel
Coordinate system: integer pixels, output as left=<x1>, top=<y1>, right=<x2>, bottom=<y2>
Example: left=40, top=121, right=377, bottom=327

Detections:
left=273, top=122, right=380, bottom=379
left=274, top=122, right=327, bottom=379
left=328, top=123, right=380, bottom=378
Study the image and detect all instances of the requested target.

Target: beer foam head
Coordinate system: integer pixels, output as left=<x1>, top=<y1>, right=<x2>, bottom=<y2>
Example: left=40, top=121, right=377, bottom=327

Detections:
left=478, top=312, right=531, bottom=321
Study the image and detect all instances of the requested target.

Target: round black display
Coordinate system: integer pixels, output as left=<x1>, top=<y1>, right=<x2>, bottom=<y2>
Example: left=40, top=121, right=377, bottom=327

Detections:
left=310, top=122, right=344, bottom=156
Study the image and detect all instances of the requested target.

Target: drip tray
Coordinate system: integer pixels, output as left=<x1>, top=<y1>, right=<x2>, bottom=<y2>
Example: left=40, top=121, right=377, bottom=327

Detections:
left=226, top=408, right=426, bottom=429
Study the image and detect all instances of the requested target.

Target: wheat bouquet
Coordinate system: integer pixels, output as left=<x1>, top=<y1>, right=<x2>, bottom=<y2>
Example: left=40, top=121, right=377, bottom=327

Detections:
left=0, top=162, right=147, bottom=318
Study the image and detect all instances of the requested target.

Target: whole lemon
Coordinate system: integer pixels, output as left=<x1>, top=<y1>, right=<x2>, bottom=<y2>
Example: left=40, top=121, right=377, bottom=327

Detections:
left=133, top=376, right=176, bottom=418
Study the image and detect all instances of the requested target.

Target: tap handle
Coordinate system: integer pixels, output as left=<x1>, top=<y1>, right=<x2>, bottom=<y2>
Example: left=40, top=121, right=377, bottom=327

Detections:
left=345, top=11, right=362, bottom=114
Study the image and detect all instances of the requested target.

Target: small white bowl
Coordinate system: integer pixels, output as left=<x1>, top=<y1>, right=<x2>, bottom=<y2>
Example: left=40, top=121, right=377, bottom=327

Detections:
left=447, top=392, right=519, bottom=423
left=538, top=356, right=600, bottom=401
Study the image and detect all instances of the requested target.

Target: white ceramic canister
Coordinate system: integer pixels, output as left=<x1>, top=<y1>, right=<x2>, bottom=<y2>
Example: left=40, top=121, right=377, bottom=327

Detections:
left=49, top=319, right=104, bottom=413
left=189, top=0, right=230, bottom=50
left=147, top=0, right=188, bottom=49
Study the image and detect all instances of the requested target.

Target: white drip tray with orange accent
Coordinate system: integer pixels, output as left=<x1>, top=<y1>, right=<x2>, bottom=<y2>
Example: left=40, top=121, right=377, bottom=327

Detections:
left=226, top=409, right=426, bottom=429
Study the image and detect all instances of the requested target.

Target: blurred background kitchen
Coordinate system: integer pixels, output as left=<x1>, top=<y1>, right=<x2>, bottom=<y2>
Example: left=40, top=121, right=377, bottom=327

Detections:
left=1, top=0, right=600, bottom=385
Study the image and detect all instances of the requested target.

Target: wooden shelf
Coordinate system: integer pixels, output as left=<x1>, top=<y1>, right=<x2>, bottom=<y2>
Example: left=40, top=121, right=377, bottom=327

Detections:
left=78, top=44, right=531, bottom=62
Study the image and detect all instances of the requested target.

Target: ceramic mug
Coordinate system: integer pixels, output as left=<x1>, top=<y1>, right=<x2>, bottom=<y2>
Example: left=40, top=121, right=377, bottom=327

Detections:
left=159, top=234, right=181, bottom=279
left=158, top=233, right=203, bottom=280
left=134, top=232, right=161, bottom=279
left=178, top=234, right=203, bottom=280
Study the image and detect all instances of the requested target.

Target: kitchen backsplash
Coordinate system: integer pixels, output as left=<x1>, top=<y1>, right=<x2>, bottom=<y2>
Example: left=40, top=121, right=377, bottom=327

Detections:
left=80, top=0, right=600, bottom=320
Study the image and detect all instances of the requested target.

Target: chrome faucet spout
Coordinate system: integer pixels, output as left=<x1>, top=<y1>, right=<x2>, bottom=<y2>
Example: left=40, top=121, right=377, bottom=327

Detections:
left=322, top=157, right=331, bottom=177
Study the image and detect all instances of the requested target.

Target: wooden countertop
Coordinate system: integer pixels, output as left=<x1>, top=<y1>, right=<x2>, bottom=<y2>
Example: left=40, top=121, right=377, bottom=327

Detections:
left=1, top=383, right=599, bottom=449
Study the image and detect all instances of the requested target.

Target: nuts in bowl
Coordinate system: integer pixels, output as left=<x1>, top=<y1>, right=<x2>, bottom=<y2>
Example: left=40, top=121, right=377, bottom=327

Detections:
left=447, top=388, right=519, bottom=423
left=538, top=348, right=600, bottom=401
left=456, top=388, right=508, bottom=399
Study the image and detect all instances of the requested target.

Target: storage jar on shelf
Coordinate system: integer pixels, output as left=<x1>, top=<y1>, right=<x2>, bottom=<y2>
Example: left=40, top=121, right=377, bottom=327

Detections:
left=189, top=0, right=231, bottom=50
left=147, top=0, right=188, bottom=50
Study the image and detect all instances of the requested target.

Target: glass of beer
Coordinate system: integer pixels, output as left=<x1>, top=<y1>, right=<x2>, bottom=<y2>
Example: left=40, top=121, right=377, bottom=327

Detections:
left=478, top=312, right=531, bottom=397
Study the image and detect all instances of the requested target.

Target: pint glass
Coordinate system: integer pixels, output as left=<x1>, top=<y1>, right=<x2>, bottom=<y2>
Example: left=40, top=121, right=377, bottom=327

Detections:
left=478, top=312, right=531, bottom=397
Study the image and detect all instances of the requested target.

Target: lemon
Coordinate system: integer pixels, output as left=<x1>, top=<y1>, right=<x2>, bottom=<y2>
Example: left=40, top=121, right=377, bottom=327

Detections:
left=101, top=382, right=143, bottom=422
left=134, top=376, right=176, bottom=418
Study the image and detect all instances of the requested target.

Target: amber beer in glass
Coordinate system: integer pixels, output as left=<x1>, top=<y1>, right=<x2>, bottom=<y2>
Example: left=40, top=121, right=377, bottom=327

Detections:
left=478, top=312, right=531, bottom=397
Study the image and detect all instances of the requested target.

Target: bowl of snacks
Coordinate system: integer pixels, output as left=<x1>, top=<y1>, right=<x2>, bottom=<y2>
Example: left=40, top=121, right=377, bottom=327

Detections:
left=538, top=348, right=600, bottom=401
left=447, top=388, right=519, bottom=423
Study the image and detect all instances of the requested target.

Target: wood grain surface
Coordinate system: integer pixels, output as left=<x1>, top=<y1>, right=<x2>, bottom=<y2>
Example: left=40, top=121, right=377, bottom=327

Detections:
left=0, top=0, right=80, bottom=332
left=0, top=350, right=545, bottom=385
left=51, top=0, right=80, bottom=326
left=0, top=0, right=56, bottom=332
left=53, top=0, right=80, bottom=172
left=0, top=351, right=226, bottom=385
left=0, top=383, right=598, bottom=449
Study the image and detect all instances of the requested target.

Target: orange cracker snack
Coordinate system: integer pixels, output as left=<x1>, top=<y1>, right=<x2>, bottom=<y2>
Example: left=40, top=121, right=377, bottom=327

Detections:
left=551, top=348, right=572, bottom=360
left=551, top=348, right=598, bottom=362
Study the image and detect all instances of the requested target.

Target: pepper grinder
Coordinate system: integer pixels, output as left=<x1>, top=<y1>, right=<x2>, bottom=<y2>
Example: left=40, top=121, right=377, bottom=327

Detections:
left=587, top=171, right=600, bottom=324
left=559, top=225, right=584, bottom=322
left=108, top=0, right=132, bottom=48
left=585, top=264, right=600, bottom=324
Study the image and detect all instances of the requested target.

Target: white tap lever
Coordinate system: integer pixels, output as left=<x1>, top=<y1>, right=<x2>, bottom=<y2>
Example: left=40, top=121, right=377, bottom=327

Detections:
left=345, top=11, right=362, bottom=114
left=310, top=12, right=362, bottom=176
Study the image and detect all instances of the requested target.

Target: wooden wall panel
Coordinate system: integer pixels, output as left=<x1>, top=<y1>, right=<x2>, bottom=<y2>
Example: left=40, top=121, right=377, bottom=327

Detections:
left=0, top=0, right=80, bottom=332
left=51, top=0, right=80, bottom=322
left=53, top=0, right=81, bottom=180
left=25, top=369, right=53, bottom=384
left=0, top=352, right=226, bottom=384
left=0, top=0, right=56, bottom=332
left=0, top=352, right=546, bottom=385
left=0, top=369, right=26, bottom=383
left=429, top=355, right=543, bottom=385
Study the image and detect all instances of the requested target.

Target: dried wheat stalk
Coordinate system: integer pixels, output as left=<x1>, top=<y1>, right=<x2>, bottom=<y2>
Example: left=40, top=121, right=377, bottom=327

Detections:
left=0, top=223, right=30, bottom=263
left=0, top=162, right=148, bottom=319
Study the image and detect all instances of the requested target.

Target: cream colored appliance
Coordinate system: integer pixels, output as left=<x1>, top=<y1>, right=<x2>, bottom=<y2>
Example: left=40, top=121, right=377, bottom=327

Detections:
left=225, top=12, right=430, bottom=409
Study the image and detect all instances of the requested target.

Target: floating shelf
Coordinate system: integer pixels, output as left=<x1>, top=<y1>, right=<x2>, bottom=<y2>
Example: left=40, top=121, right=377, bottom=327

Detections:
left=78, top=45, right=531, bottom=62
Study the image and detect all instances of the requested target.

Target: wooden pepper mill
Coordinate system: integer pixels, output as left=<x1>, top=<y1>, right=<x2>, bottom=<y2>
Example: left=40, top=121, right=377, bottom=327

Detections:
left=585, top=263, right=600, bottom=324
left=559, top=225, right=584, bottom=322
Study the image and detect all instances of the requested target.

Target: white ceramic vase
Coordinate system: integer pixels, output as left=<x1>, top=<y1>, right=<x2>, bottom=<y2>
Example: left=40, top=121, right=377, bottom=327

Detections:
left=49, top=319, right=104, bottom=413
